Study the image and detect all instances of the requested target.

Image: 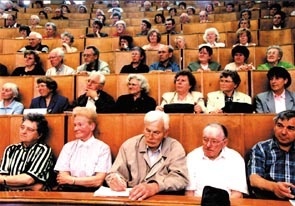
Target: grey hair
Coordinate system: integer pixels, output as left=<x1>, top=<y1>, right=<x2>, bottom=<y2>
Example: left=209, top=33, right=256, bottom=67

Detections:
left=29, top=31, right=42, bottom=39
left=144, top=110, right=170, bottom=131
left=30, top=15, right=40, bottom=23
left=89, top=71, right=106, bottom=85
left=50, top=47, right=65, bottom=58
left=127, top=74, right=150, bottom=94
left=266, top=45, right=283, bottom=60
left=203, top=123, right=228, bottom=139
left=61, top=31, right=74, bottom=43
left=203, top=27, right=220, bottom=42
left=45, top=22, right=57, bottom=31
left=2, top=82, right=19, bottom=99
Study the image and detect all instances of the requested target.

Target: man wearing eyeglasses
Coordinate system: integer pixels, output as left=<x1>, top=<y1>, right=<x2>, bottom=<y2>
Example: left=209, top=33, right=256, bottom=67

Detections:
left=0, top=113, right=55, bottom=191
left=185, top=123, right=248, bottom=198
left=105, top=110, right=188, bottom=200
left=18, top=32, right=49, bottom=53
left=71, top=71, right=115, bottom=113
left=77, top=46, right=110, bottom=75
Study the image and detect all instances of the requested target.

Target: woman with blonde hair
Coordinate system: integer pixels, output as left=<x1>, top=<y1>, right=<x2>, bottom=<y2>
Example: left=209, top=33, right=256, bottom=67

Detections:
left=203, top=27, right=225, bottom=48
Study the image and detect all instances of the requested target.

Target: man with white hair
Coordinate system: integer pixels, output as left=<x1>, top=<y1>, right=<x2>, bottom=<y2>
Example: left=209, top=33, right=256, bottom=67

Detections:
left=141, top=1, right=154, bottom=11
left=71, top=71, right=115, bottom=113
left=46, top=48, right=75, bottom=76
left=105, top=110, right=188, bottom=200
left=18, top=32, right=49, bottom=53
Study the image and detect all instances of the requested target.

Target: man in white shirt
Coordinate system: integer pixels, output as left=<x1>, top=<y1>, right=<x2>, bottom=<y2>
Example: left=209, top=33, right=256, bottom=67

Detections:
left=185, top=123, right=248, bottom=198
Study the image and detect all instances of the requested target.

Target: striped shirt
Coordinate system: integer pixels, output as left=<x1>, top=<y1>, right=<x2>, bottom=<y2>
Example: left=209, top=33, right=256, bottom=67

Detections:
left=248, top=138, right=295, bottom=184
left=0, top=142, right=55, bottom=184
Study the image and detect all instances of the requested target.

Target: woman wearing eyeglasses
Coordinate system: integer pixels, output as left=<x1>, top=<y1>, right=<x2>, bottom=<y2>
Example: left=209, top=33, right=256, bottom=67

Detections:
left=115, top=74, right=156, bottom=113
left=11, top=50, right=45, bottom=76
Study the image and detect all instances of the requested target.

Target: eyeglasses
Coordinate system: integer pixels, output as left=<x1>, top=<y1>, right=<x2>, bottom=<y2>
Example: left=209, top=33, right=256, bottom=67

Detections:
left=203, top=138, right=225, bottom=146
left=87, top=79, right=100, bottom=85
left=144, top=128, right=162, bottom=137
left=83, top=54, right=94, bottom=57
left=128, top=83, right=139, bottom=86
left=20, top=125, right=37, bottom=133
left=219, top=80, right=233, bottom=83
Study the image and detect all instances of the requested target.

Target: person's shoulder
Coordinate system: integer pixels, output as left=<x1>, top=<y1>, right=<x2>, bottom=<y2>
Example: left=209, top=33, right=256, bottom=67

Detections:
left=207, top=90, right=221, bottom=97
left=162, top=92, right=175, bottom=98
left=92, top=138, right=111, bottom=149
left=122, top=134, right=143, bottom=146
left=223, top=146, right=243, bottom=159
left=191, top=91, right=204, bottom=97
left=187, top=146, right=202, bottom=158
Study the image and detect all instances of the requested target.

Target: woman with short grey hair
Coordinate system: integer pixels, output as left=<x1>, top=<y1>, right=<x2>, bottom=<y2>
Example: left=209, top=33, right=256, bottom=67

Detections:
left=0, top=82, right=24, bottom=114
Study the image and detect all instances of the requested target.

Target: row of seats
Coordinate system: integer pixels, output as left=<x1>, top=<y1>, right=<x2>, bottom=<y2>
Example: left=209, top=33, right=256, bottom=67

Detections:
left=1, top=44, right=294, bottom=74
left=0, top=71, right=294, bottom=109
left=0, top=113, right=276, bottom=161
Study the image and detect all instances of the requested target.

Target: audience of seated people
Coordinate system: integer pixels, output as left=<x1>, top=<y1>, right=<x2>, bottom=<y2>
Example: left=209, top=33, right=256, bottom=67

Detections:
left=120, top=46, right=149, bottom=73
left=156, top=70, right=206, bottom=114
left=29, top=76, right=69, bottom=114
left=114, top=73, right=156, bottom=113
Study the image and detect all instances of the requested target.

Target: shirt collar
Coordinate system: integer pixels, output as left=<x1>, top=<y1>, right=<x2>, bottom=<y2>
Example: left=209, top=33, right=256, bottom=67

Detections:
left=77, top=136, right=95, bottom=148
left=273, top=90, right=286, bottom=98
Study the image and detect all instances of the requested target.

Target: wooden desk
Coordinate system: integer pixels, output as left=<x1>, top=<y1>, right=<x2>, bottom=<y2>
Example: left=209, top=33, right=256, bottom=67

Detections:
left=0, top=191, right=290, bottom=206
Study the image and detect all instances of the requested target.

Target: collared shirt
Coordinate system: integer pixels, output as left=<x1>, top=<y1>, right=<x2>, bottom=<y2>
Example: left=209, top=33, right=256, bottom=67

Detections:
left=45, top=64, right=75, bottom=76
left=0, top=142, right=54, bottom=183
left=85, top=97, right=97, bottom=112
left=248, top=138, right=295, bottom=184
left=0, top=100, right=24, bottom=115
left=273, top=90, right=286, bottom=113
left=186, top=146, right=248, bottom=196
left=147, top=144, right=162, bottom=167
left=149, top=60, right=180, bottom=72
left=54, top=136, right=112, bottom=177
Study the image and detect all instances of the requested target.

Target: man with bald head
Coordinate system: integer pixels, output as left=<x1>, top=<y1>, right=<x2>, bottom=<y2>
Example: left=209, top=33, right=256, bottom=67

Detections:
left=186, top=123, right=248, bottom=198
left=18, top=32, right=49, bottom=53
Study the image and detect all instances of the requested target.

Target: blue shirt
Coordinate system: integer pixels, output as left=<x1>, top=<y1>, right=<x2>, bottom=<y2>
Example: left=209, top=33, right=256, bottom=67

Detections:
left=248, top=138, right=295, bottom=184
left=149, top=60, right=180, bottom=72
left=0, top=100, right=24, bottom=115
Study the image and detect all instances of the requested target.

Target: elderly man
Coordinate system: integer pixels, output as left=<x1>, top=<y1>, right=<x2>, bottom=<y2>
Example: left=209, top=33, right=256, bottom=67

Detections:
left=0, top=113, right=55, bottom=191
left=51, top=8, right=68, bottom=20
left=136, top=19, right=151, bottom=36
left=105, top=110, right=188, bottom=200
left=179, top=13, right=191, bottom=24
left=149, top=45, right=180, bottom=73
left=199, top=10, right=210, bottom=23
left=18, top=31, right=49, bottom=53
left=248, top=110, right=295, bottom=199
left=71, top=71, right=115, bottom=113
left=186, top=123, right=248, bottom=198
left=141, top=1, right=154, bottom=11
left=77, top=46, right=110, bottom=75
left=46, top=48, right=75, bottom=76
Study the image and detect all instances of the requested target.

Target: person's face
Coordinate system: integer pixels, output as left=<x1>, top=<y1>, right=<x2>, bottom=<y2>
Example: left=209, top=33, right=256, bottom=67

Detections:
left=165, top=20, right=174, bottom=31
left=180, top=15, right=190, bottom=24
left=19, top=29, right=28, bottom=38
left=158, top=46, right=171, bottom=62
left=111, top=16, right=119, bottom=24
left=48, top=52, right=62, bottom=68
left=61, top=35, right=71, bottom=45
left=198, top=48, right=211, bottom=63
left=199, top=12, right=207, bottom=21
left=202, top=128, right=227, bottom=159
left=144, top=4, right=151, bottom=10
left=266, top=48, right=280, bottom=64
left=269, top=76, right=287, bottom=93
left=206, top=5, right=213, bottom=12
left=55, top=9, right=62, bottom=17
left=62, top=6, right=68, bottom=13
left=219, top=76, right=237, bottom=93
left=169, top=9, right=176, bottom=16
left=92, top=23, right=101, bottom=33
left=234, top=53, right=246, bottom=65
left=24, top=54, right=36, bottom=67
left=39, top=12, right=46, bottom=19
left=131, top=50, right=142, bottom=63
left=86, top=76, right=102, bottom=91
left=30, top=17, right=38, bottom=25
left=155, top=15, right=163, bottom=24
left=206, top=31, right=216, bottom=43
left=6, top=16, right=15, bottom=26
left=148, top=32, right=158, bottom=43
left=175, top=75, right=191, bottom=94
left=79, top=7, right=86, bottom=13
left=141, top=22, right=148, bottom=32
left=19, top=120, right=40, bottom=147
left=120, top=39, right=129, bottom=49
left=239, top=32, right=248, bottom=44
left=274, top=118, right=295, bottom=148
left=239, top=20, right=249, bottom=29
left=37, top=82, right=51, bottom=97
left=45, top=26, right=55, bottom=37
left=128, top=78, right=141, bottom=96
left=273, top=14, right=282, bottom=27
left=226, top=5, right=233, bottom=12
left=175, top=38, right=185, bottom=49
left=270, top=7, right=278, bottom=16
left=116, top=24, right=125, bottom=34
left=143, top=119, right=168, bottom=151
left=83, top=48, right=97, bottom=64
left=28, top=35, right=41, bottom=47
left=1, top=87, right=14, bottom=100
left=241, top=11, right=250, bottom=19
left=187, top=8, right=194, bottom=15
left=73, top=115, right=95, bottom=141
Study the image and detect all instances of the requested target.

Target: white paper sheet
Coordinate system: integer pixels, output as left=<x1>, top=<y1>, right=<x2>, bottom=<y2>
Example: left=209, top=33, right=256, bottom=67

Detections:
left=94, top=186, right=132, bottom=197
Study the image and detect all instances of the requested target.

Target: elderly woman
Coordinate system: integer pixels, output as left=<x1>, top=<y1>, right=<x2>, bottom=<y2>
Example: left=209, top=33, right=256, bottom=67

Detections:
left=179, top=12, right=191, bottom=24
left=156, top=70, right=206, bottom=113
left=112, top=20, right=127, bottom=37
left=174, top=36, right=186, bottom=49
left=115, top=74, right=156, bottom=113
left=187, top=44, right=221, bottom=72
left=224, top=46, right=254, bottom=71
left=257, top=45, right=294, bottom=70
left=120, top=47, right=149, bottom=73
left=206, top=70, right=252, bottom=113
left=29, top=77, right=69, bottom=114
left=0, top=83, right=24, bottom=114
left=29, top=15, right=42, bottom=29
left=203, top=27, right=225, bottom=47
left=43, top=22, right=58, bottom=39
left=54, top=107, right=111, bottom=192
left=233, top=28, right=256, bottom=47
left=142, top=29, right=164, bottom=51
left=11, top=50, right=45, bottom=76
left=60, top=32, right=77, bottom=53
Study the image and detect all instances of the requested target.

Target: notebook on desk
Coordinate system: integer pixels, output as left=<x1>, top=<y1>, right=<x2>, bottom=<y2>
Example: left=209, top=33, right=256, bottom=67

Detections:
left=23, top=108, right=47, bottom=115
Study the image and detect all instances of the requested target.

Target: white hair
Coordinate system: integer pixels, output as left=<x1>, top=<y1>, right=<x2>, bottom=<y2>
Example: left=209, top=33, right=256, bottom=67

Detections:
left=203, top=27, right=220, bottom=42
left=2, top=82, right=19, bottom=98
left=29, top=31, right=42, bottom=39
left=144, top=110, right=170, bottom=131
